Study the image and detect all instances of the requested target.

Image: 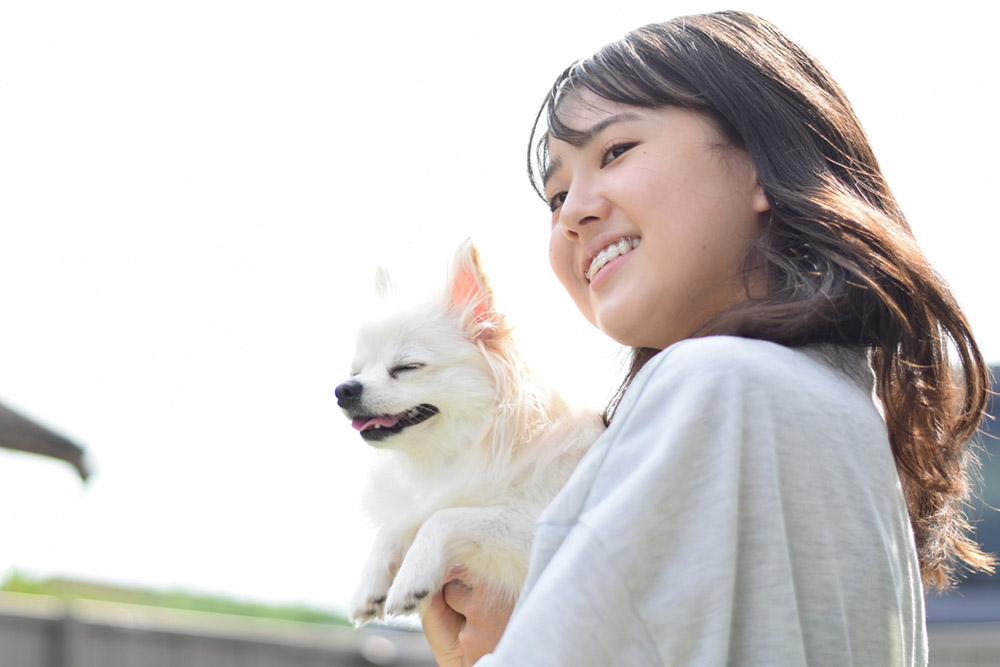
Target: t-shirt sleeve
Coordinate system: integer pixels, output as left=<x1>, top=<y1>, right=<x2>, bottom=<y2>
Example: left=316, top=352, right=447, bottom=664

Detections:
left=475, top=520, right=662, bottom=667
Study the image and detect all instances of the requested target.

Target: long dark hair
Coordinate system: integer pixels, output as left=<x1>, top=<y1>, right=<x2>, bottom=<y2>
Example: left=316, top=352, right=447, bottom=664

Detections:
left=528, top=10, right=994, bottom=591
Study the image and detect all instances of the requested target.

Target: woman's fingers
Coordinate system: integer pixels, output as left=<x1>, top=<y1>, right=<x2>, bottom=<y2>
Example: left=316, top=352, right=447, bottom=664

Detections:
left=423, top=590, right=468, bottom=667
left=442, top=577, right=475, bottom=616
left=446, top=577, right=515, bottom=665
left=424, top=567, right=514, bottom=666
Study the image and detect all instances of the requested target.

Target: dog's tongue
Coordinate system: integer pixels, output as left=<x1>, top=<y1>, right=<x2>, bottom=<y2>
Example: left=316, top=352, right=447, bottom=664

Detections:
left=352, top=414, right=401, bottom=431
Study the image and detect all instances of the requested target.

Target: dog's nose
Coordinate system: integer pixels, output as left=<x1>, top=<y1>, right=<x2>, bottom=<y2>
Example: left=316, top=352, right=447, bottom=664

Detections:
left=335, top=380, right=363, bottom=408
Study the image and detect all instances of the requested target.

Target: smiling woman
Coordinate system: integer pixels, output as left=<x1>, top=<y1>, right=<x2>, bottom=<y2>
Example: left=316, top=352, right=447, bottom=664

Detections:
left=421, top=10, right=994, bottom=667
left=544, top=97, right=769, bottom=350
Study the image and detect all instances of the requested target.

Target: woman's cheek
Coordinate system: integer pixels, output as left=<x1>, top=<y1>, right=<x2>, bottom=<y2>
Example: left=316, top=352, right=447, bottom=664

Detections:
left=549, top=235, right=579, bottom=293
left=549, top=233, right=597, bottom=326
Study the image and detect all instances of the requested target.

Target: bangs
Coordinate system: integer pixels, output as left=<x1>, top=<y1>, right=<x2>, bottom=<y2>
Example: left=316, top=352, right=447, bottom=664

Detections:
left=527, top=30, right=725, bottom=199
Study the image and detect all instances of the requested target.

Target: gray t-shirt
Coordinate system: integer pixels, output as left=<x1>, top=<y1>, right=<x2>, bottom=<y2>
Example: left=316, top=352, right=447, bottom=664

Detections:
left=477, top=336, right=926, bottom=666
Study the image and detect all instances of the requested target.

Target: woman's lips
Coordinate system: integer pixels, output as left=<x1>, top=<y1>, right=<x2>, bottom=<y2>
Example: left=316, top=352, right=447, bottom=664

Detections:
left=586, top=237, right=640, bottom=282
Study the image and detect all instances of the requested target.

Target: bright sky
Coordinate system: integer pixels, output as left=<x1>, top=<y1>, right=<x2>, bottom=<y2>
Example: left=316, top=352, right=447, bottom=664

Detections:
left=1, top=1, right=997, bottom=615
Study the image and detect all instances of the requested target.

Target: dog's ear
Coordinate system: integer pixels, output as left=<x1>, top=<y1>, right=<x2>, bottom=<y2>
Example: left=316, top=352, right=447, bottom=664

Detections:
left=374, top=265, right=394, bottom=299
left=448, top=240, right=498, bottom=343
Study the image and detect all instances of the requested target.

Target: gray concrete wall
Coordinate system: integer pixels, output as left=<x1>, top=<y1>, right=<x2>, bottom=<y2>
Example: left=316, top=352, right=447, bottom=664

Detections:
left=0, top=592, right=435, bottom=667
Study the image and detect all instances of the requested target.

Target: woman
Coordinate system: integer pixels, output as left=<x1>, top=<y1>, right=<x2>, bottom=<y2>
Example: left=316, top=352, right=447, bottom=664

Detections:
left=424, top=11, right=994, bottom=666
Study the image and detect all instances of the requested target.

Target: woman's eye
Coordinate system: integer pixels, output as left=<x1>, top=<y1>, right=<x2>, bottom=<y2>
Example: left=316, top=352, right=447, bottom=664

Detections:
left=548, top=191, right=567, bottom=212
left=602, top=142, right=636, bottom=166
left=389, top=363, right=425, bottom=378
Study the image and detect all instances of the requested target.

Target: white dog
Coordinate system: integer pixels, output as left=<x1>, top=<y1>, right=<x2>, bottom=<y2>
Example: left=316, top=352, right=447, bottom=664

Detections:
left=337, top=241, right=604, bottom=625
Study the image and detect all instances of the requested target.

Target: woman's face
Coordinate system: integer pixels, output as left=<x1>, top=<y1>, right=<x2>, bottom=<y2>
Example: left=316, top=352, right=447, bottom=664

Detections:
left=544, top=92, right=770, bottom=350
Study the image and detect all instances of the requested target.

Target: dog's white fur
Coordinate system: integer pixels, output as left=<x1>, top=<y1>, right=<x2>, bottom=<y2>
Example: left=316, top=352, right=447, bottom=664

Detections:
left=340, top=241, right=604, bottom=624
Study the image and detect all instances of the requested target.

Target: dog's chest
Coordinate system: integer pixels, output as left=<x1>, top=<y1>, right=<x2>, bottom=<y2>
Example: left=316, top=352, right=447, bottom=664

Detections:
left=364, top=462, right=518, bottom=531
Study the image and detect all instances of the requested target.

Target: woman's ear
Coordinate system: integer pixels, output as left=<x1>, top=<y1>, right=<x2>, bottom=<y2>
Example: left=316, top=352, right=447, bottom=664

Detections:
left=749, top=167, right=771, bottom=214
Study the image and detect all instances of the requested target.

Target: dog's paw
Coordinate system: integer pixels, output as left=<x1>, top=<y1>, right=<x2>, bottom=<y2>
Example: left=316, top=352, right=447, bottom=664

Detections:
left=349, top=582, right=391, bottom=626
left=384, top=577, right=434, bottom=618
left=384, top=556, right=445, bottom=618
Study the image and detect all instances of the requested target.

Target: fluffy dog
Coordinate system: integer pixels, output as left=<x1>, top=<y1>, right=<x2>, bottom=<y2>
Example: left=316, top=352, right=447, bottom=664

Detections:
left=336, top=241, right=603, bottom=625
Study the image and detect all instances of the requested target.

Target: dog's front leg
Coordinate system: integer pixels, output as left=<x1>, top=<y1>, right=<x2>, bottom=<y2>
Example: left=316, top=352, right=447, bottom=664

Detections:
left=349, top=530, right=409, bottom=626
left=384, top=505, right=533, bottom=617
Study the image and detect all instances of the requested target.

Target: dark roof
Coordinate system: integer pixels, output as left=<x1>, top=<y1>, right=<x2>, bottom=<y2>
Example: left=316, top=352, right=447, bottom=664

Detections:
left=0, top=401, right=89, bottom=481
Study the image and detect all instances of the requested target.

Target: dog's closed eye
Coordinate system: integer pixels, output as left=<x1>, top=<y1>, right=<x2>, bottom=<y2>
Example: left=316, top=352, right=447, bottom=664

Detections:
left=389, top=363, right=426, bottom=379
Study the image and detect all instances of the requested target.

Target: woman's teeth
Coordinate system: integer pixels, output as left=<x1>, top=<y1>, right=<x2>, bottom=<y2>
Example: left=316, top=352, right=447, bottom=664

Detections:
left=586, top=237, right=640, bottom=282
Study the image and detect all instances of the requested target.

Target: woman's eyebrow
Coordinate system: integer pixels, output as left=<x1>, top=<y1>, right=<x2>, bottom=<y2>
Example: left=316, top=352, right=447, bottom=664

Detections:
left=542, top=111, right=642, bottom=186
left=542, top=157, right=563, bottom=188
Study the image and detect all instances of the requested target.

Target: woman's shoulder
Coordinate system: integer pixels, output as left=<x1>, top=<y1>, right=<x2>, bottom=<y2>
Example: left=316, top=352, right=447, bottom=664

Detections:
left=626, top=336, right=873, bottom=415
left=598, top=336, right=885, bottom=495
left=638, top=336, right=813, bottom=386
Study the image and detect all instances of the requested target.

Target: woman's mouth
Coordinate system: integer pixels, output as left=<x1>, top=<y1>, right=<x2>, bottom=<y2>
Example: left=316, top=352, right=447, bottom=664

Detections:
left=586, top=237, right=640, bottom=282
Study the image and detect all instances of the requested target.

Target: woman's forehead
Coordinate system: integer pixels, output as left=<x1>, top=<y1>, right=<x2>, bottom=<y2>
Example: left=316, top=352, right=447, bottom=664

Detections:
left=548, top=91, right=734, bottom=157
left=551, top=89, right=627, bottom=133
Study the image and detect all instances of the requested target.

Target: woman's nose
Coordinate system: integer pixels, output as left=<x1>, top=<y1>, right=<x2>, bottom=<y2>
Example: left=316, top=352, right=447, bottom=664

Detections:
left=558, top=179, right=609, bottom=239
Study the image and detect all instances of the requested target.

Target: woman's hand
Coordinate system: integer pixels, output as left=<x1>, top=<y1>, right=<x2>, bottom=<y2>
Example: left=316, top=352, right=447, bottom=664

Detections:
left=422, top=567, right=514, bottom=667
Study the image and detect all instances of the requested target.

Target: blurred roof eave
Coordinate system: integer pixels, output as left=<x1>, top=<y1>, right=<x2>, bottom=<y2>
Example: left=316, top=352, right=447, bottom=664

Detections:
left=0, top=401, right=90, bottom=481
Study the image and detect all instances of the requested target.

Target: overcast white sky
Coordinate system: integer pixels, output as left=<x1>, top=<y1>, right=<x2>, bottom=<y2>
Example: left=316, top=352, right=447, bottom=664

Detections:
left=1, top=1, right=997, bottom=615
